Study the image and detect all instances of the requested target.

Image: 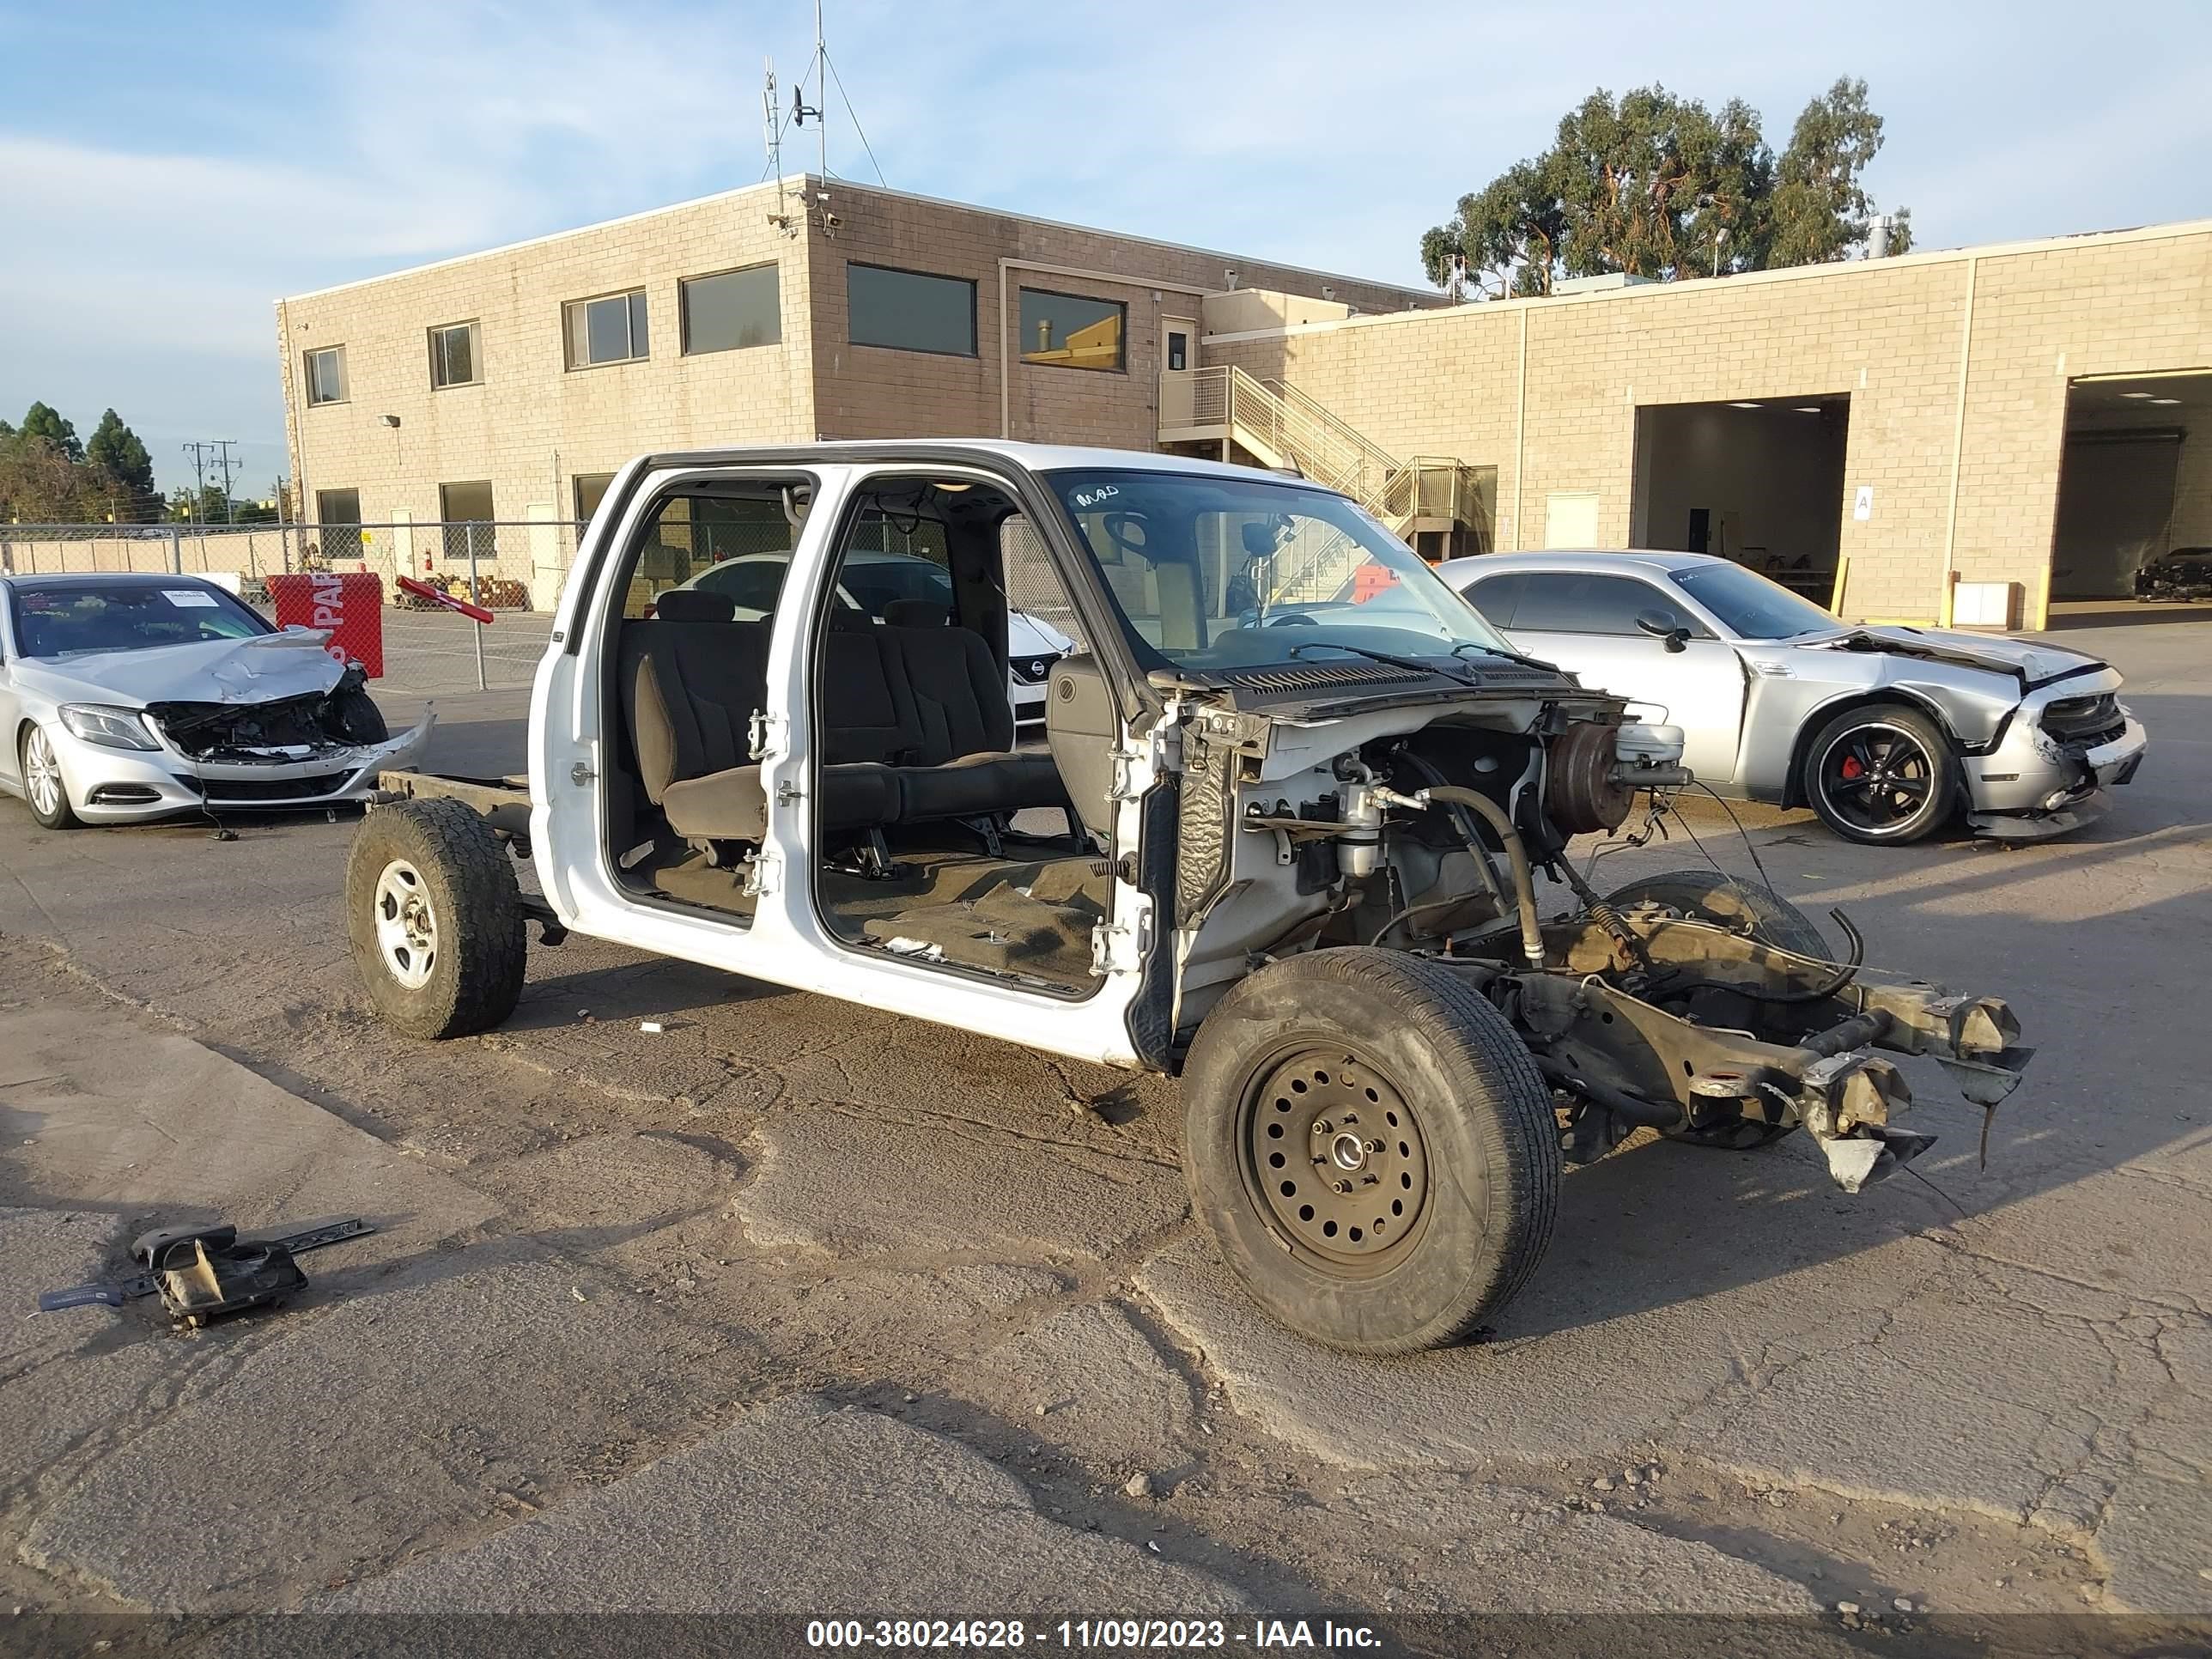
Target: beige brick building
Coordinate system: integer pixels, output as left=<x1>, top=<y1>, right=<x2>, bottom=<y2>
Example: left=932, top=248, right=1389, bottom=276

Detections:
left=1206, top=219, right=2212, bottom=625
left=275, top=175, right=1430, bottom=603
left=278, top=184, right=2209, bottom=626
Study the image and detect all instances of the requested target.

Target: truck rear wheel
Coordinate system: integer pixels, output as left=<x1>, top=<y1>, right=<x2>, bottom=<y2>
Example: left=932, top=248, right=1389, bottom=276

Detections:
left=1182, top=947, right=1558, bottom=1354
left=1605, top=870, right=1829, bottom=1150
left=345, top=799, right=526, bottom=1040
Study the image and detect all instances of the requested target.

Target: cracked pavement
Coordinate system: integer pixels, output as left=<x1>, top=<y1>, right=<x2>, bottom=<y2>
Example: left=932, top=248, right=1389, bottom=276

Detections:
left=0, top=616, right=2207, bottom=1641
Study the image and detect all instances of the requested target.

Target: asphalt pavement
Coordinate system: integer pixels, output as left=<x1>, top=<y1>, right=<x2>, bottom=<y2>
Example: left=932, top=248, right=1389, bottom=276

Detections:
left=0, top=613, right=2206, bottom=1644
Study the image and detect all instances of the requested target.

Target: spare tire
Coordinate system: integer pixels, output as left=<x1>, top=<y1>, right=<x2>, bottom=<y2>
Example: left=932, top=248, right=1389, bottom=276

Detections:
left=346, top=799, right=526, bottom=1039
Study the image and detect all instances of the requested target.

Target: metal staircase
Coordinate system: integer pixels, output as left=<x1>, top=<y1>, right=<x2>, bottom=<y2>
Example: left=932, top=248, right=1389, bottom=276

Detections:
left=1159, top=363, right=1492, bottom=597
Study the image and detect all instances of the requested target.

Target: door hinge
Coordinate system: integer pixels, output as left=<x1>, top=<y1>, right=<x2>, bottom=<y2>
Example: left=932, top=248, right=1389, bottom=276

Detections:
left=740, top=850, right=781, bottom=898
left=748, top=709, right=787, bottom=761
left=1107, top=744, right=1147, bottom=801
left=1089, top=906, right=1154, bottom=976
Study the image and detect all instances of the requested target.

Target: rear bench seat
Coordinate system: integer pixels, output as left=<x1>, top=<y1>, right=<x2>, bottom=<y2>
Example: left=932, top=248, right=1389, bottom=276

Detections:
left=623, top=589, right=1065, bottom=843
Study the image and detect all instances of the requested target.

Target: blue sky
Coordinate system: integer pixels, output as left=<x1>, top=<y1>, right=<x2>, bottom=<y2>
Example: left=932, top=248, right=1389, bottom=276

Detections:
left=3, top=0, right=2208, bottom=496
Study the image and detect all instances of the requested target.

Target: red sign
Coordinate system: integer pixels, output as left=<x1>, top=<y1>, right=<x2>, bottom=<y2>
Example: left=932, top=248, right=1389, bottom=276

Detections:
left=396, top=574, right=495, bottom=626
left=1352, top=564, right=1401, bottom=604
left=266, top=571, right=385, bottom=678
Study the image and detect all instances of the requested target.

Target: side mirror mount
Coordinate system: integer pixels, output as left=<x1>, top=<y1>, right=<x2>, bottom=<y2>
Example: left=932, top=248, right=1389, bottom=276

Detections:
left=1636, top=611, right=1692, bottom=653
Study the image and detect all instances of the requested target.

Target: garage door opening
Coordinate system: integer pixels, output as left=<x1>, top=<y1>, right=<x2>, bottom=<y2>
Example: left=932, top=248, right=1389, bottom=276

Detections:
left=2051, top=373, right=2209, bottom=601
left=1631, top=395, right=1850, bottom=603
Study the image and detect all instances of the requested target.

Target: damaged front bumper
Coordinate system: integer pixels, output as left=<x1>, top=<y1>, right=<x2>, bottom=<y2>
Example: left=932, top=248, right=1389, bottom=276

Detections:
left=48, top=712, right=435, bottom=823
left=1514, top=912, right=2035, bottom=1194
left=1965, top=678, right=2148, bottom=840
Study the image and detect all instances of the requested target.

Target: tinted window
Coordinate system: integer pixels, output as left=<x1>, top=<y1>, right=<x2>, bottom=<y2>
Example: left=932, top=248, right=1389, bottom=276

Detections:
left=1461, top=571, right=1530, bottom=628
left=1019, top=289, right=1125, bottom=371
left=573, top=472, right=616, bottom=526
left=694, top=558, right=795, bottom=615
left=847, top=264, right=975, bottom=356
left=565, top=291, right=648, bottom=367
left=1668, top=562, right=1838, bottom=640
left=682, top=264, right=781, bottom=354
left=1510, top=572, right=1707, bottom=637
left=9, top=580, right=272, bottom=658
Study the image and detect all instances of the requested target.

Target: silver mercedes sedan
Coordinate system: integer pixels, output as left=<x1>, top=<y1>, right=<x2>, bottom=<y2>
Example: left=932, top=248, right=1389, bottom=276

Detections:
left=1437, top=551, right=2148, bottom=845
left=0, top=572, right=430, bottom=829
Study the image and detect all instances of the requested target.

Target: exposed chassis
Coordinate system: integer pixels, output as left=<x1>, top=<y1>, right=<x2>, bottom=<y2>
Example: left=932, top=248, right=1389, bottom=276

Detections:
left=1479, top=905, right=2029, bottom=1189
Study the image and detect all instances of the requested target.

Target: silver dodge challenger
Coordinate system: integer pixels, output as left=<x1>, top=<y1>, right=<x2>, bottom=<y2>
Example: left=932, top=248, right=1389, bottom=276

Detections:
left=0, top=572, right=430, bottom=829
left=1437, top=550, right=2148, bottom=844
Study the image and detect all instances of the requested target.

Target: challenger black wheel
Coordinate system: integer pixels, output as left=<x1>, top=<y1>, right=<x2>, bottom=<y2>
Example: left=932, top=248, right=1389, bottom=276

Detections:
left=1182, top=947, right=1558, bottom=1353
left=1604, top=870, right=1830, bottom=1150
left=345, top=799, right=526, bottom=1039
left=1802, top=703, right=1957, bottom=844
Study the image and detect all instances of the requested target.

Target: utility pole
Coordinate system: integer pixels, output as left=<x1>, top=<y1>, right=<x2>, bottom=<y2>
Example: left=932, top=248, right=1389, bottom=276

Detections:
left=211, top=441, right=240, bottom=524
left=181, top=441, right=212, bottom=524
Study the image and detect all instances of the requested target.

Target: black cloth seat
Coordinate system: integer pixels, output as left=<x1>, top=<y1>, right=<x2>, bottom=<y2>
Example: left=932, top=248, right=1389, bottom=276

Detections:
left=621, top=592, right=1065, bottom=843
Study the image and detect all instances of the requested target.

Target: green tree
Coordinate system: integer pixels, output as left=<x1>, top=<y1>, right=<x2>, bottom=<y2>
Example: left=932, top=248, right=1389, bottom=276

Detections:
left=84, top=409, right=160, bottom=521
left=19, top=401, right=83, bottom=464
left=0, top=433, right=95, bottom=520
left=1770, top=77, right=1912, bottom=265
left=1423, top=79, right=1908, bottom=297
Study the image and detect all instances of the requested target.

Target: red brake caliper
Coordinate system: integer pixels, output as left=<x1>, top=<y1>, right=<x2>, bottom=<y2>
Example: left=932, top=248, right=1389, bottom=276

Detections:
left=1840, top=755, right=1865, bottom=780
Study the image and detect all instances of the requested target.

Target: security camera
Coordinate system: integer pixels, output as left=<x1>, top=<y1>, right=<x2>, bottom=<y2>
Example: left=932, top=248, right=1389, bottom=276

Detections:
left=823, top=211, right=842, bottom=229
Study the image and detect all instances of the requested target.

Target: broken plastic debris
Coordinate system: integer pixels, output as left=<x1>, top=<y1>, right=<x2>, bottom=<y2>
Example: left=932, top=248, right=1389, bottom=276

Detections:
left=882, top=936, right=945, bottom=960
left=640, top=1020, right=665, bottom=1034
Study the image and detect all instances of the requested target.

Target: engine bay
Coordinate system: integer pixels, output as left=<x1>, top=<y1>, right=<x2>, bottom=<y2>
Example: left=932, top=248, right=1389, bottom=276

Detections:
left=147, top=665, right=391, bottom=763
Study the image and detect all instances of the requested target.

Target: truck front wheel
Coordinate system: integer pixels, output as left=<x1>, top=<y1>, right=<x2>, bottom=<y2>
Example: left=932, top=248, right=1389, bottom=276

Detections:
left=345, top=799, right=526, bottom=1039
left=1181, top=947, right=1559, bottom=1354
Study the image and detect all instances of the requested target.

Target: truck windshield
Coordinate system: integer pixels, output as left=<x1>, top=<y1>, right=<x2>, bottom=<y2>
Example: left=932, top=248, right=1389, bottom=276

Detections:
left=1042, top=468, right=1516, bottom=672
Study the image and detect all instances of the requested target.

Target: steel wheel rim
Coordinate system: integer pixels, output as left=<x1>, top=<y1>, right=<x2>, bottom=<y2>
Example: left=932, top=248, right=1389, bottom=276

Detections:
left=1241, top=1044, right=1429, bottom=1274
left=24, top=729, right=64, bottom=819
left=372, top=859, right=439, bottom=989
left=1816, top=722, right=1934, bottom=834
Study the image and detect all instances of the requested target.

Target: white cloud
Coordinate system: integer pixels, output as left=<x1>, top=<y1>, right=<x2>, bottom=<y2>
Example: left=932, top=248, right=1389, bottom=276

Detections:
left=3, top=0, right=2208, bottom=495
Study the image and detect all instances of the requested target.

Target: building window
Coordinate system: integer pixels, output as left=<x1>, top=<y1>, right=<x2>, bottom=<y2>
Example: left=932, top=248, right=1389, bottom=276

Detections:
left=1019, top=289, right=1125, bottom=372
left=847, top=263, right=975, bottom=356
left=314, top=488, right=362, bottom=560
left=682, top=264, right=781, bottom=355
left=428, top=321, right=480, bottom=388
left=574, top=472, right=617, bottom=526
left=440, top=480, right=495, bottom=562
left=304, top=346, right=347, bottom=405
left=564, top=289, right=648, bottom=368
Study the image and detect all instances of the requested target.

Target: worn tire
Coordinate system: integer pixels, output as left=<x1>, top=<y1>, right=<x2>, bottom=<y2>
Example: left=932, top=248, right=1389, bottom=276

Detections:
left=1605, top=869, right=1827, bottom=1150
left=1802, top=702, right=1958, bottom=845
left=1182, top=947, right=1559, bottom=1354
left=345, top=798, right=526, bottom=1039
left=19, top=725, right=80, bottom=830
left=327, top=684, right=390, bottom=744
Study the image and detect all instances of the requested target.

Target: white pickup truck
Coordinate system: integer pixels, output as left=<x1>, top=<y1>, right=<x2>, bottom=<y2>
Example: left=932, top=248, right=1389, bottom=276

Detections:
left=346, top=442, right=2033, bottom=1353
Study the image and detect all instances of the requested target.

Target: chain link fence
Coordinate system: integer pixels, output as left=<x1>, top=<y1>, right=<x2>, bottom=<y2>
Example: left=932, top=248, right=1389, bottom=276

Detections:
left=0, top=520, right=580, bottom=693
